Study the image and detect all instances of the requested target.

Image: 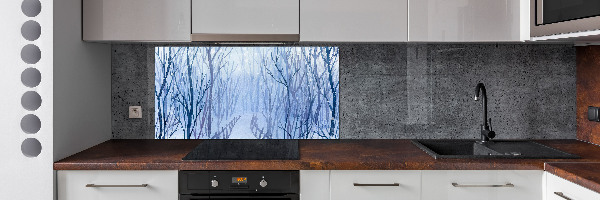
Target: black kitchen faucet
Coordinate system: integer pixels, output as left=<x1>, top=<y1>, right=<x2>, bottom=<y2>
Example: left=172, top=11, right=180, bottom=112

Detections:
left=474, top=83, right=495, bottom=143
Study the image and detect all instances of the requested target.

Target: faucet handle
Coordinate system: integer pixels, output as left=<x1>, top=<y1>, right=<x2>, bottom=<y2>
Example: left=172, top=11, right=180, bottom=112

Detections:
left=488, top=118, right=495, bottom=139
left=487, top=130, right=496, bottom=139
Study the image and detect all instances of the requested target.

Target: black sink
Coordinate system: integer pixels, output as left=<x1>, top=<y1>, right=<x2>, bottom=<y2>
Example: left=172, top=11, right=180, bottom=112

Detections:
left=412, top=140, right=579, bottom=159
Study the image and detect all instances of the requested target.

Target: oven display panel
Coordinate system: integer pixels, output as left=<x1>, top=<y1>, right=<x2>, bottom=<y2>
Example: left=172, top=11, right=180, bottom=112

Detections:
left=232, top=177, right=247, bottom=184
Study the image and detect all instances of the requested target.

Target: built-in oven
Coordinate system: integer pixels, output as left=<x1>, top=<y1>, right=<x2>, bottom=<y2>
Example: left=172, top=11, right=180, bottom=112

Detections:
left=532, top=0, right=600, bottom=37
left=179, top=171, right=299, bottom=200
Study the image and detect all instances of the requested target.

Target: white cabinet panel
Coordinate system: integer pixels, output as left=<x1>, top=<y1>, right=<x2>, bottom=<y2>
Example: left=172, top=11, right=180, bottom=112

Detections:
left=83, top=0, right=191, bottom=41
left=330, top=170, right=420, bottom=200
left=301, top=0, right=408, bottom=42
left=300, top=171, right=330, bottom=200
left=0, top=0, right=54, bottom=199
left=57, top=170, right=178, bottom=200
left=192, top=0, right=299, bottom=34
left=422, top=170, right=542, bottom=200
left=409, top=0, right=529, bottom=42
left=546, top=172, right=600, bottom=200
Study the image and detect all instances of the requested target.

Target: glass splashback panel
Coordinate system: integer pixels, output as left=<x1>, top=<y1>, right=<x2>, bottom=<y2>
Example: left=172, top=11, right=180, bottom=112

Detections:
left=155, top=47, right=339, bottom=139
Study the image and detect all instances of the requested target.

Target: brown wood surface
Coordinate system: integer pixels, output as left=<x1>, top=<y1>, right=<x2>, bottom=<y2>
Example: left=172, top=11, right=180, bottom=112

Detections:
left=545, top=162, right=600, bottom=194
left=577, top=46, right=600, bottom=145
left=54, top=139, right=600, bottom=170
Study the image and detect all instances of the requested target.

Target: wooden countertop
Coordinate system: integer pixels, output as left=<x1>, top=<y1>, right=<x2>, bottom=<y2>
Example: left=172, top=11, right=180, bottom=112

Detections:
left=545, top=162, right=600, bottom=194
left=54, top=139, right=600, bottom=195
left=54, top=139, right=600, bottom=171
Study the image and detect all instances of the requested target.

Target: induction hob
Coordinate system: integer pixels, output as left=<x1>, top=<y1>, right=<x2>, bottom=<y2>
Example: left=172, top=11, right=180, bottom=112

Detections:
left=182, top=140, right=299, bottom=160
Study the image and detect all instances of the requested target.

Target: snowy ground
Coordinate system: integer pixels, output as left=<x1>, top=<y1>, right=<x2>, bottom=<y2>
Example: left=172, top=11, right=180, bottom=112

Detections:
left=228, top=113, right=262, bottom=139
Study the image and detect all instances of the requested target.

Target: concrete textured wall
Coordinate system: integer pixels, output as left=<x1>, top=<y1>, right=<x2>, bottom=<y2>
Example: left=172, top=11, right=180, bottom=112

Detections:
left=112, top=44, right=576, bottom=139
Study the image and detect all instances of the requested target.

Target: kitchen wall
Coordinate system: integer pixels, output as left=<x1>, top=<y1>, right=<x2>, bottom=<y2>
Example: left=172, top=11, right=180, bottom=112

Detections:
left=576, top=46, right=600, bottom=145
left=112, top=44, right=576, bottom=139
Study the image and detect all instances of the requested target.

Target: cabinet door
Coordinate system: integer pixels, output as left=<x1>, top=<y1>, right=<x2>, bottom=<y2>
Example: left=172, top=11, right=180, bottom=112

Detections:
left=409, top=0, right=529, bottom=42
left=57, top=170, right=178, bottom=200
left=83, top=0, right=191, bottom=41
left=191, top=0, right=299, bottom=37
left=300, top=0, right=408, bottom=42
left=546, top=172, right=600, bottom=200
left=422, top=170, right=542, bottom=200
left=300, top=171, right=330, bottom=200
left=330, top=170, right=420, bottom=200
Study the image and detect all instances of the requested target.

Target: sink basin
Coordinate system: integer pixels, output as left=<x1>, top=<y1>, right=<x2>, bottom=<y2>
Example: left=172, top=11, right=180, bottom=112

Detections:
left=412, top=140, right=579, bottom=159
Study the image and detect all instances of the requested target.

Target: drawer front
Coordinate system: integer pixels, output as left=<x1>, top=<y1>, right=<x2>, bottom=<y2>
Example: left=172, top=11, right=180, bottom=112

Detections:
left=422, top=170, right=542, bottom=200
left=546, top=172, right=600, bottom=200
left=300, top=170, right=330, bottom=200
left=330, top=170, right=421, bottom=200
left=57, top=170, right=178, bottom=200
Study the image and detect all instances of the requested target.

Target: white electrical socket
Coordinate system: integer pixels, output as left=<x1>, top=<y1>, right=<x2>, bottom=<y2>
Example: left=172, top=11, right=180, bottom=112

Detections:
left=129, top=106, right=142, bottom=119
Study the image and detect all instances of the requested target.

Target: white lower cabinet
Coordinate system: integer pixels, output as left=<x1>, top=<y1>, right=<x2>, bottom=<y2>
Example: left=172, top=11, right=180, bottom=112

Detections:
left=300, top=170, right=330, bottom=200
left=330, top=170, right=421, bottom=200
left=57, top=170, right=178, bottom=200
left=422, top=170, right=543, bottom=200
left=57, top=169, right=600, bottom=200
left=545, top=172, right=600, bottom=200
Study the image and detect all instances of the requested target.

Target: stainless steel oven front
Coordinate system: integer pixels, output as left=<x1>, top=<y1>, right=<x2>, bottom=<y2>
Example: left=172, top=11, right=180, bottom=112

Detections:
left=531, top=0, right=600, bottom=37
left=179, top=171, right=299, bottom=200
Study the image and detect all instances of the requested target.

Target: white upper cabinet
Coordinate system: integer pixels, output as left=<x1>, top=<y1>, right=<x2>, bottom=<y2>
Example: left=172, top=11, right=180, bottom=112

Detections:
left=191, top=0, right=300, bottom=41
left=300, top=0, right=408, bottom=42
left=83, top=0, right=191, bottom=41
left=409, top=0, right=530, bottom=42
left=81, top=0, right=531, bottom=42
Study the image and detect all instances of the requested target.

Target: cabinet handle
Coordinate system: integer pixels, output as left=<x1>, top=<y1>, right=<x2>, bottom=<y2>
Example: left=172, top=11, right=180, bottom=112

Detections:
left=554, top=192, right=573, bottom=200
left=86, top=184, right=149, bottom=188
left=451, top=183, right=514, bottom=188
left=353, top=183, right=400, bottom=186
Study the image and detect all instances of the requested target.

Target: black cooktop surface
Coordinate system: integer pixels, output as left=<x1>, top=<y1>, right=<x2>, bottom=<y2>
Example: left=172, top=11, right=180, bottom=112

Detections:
left=182, top=140, right=299, bottom=160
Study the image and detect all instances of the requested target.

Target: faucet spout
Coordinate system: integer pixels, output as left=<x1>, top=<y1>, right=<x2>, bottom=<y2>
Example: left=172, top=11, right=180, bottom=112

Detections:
left=474, top=83, right=488, bottom=129
left=474, top=83, right=495, bottom=142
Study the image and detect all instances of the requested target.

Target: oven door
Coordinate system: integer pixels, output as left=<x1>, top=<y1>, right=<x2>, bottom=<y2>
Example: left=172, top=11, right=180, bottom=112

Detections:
left=536, top=0, right=600, bottom=25
left=180, top=194, right=299, bottom=200
left=532, top=0, right=600, bottom=37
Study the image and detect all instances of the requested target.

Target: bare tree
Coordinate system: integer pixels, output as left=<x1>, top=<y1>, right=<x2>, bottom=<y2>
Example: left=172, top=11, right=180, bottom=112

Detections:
left=321, top=47, right=340, bottom=138
left=155, top=47, right=184, bottom=139
left=155, top=46, right=338, bottom=139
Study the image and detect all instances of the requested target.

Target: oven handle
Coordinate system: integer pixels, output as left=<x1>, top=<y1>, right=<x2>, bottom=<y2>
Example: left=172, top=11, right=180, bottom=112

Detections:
left=180, top=194, right=298, bottom=200
left=210, top=197, right=296, bottom=199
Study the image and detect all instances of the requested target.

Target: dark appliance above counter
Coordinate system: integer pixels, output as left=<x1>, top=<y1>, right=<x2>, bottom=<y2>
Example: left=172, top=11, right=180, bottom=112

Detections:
left=182, top=140, right=300, bottom=160
left=531, top=0, right=600, bottom=39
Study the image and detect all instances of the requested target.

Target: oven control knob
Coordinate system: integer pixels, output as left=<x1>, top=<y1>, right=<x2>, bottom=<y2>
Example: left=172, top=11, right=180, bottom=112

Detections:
left=211, top=180, right=219, bottom=188
left=259, top=179, right=268, bottom=187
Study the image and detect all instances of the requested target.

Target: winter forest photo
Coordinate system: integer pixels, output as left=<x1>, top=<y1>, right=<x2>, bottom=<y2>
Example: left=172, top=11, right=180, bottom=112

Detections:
left=155, top=47, right=339, bottom=139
